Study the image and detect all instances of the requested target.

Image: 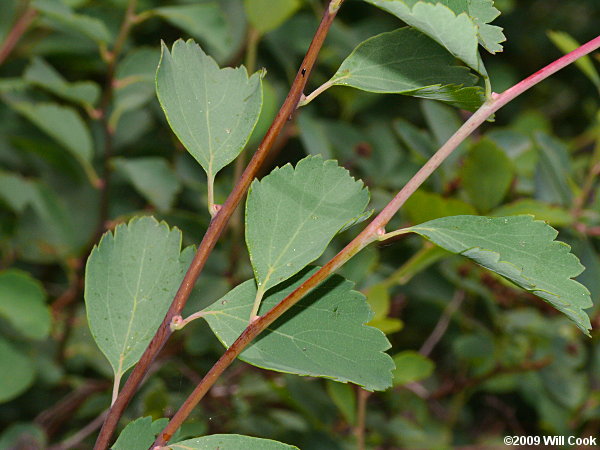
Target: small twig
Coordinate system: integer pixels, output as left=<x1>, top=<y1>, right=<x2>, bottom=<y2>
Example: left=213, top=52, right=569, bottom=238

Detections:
left=430, top=357, right=552, bottom=399
left=95, top=2, right=345, bottom=447
left=355, top=388, right=370, bottom=450
left=48, top=410, right=108, bottom=450
left=0, top=6, right=37, bottom=66
left=151, top=33, right=600, bottom=446
left=420, top=290, right=465, bottom=357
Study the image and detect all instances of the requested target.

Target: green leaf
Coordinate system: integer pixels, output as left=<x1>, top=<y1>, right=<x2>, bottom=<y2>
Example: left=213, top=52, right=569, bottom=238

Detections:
left=33, top=0, right=112, bottom=44
left=363, top=0, right=487, bottom=76
left=0, top=270, right=50, bottom=340
left=246, top=156, right=369, bottom=294
left=156, top=39, right=263, bottom=181
left=326, top=381, right=356, bottom=425
left=24, top=57, right=100, bottom=107
left=491, top=199, right=573, bottom=227
left=113, top=157, right=181, bottom=212
left=85, top=217, right=193, bottom=382
left=407, top=215, right=593, bottom=334
left=404, top=190, right=476, bottom=224
left=547, top=30, right=600, bottom=91
left=0, top=172, right=38, bottom=212
left=203, top=268, right=394, bottom=391
left=366, top=284, right=403, bottom=334
left=170, top=434, right=299, bottom=449
left=111, top=48, right=161, bottom=129
left=152, top=4, right=231, bottom=63
left=329, top=28, right=484, bottom=111
left=462, top=138, right=514, bottom=212
left=392, top=350, right=435, bottom=386
left=112, top=416, right=168, bottom=450
left=0, top=338, right=35, bottom=403
left=244, top=0, right=301, bottom=35
left=7, top=99, right=98, bottom=185
left=534, top=132, right=573, bottom=206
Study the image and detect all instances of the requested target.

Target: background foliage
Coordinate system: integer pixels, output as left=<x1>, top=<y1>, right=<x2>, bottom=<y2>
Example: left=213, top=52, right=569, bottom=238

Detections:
left=0, top=0, right=599, bottom=448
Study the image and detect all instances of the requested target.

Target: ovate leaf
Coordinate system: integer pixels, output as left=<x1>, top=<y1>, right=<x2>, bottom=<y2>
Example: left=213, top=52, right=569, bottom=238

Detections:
left=0, top=270, right=50, bottom=340
left=112, top=416, right=168, bottom=450
left=7, top=100, right=97, bottom=185
left=156, top=39, right=262, bottom=181
left=0, top=339, right=35, bottom=403
left=407, top=215, right=592, bottom=334
left=33, top=0, right=112, bottom=44
left=329, top=28, right=484, bottom=111
left=170, top=434, right=299, bottom=449
left=364, top=0, right=486, bottom=75
left=392, top=350, right=435, bottom=386
left=203, top=268, right=394, bottom=391
left=462, top=138, right=514, bottom=212
left=24, top=57, right=100, bottom=107
left=244, top=0, right=301, bottom=35
left=246, top=155, right=369, bottom=293
left=85, top=217, right=193, bottom=382
left=113, top=157, right=181, bottom=212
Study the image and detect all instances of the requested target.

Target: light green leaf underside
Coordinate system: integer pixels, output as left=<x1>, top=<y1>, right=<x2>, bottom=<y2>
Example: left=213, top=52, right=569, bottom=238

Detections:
left=85, top=217, right=193, bottom=379
left=170, top=434, right=299, bottom=449
left=6, top=99, right=97, bottom=184
left=0, top=338, right=35, bottom=403
left=33, top=0, right=112, bottom=44
left=156, top=39, right=262, bottom=178
left=330, top=28, right=484, bottom=111
left=491, top=199, right=573, bottom=227
left=0, top=270, right=50, bottom=340
left=203, top=268, right=394, bottom=391
left=407, top=215, right=592, bottom=334
left=113, top=157, right=181, bottom=212
left=112, top=416, right=168, bottom=450
left=24, top=57, right=100, bottom=107
left=243, top=0, right=301, bottom=35
left=363, top=0, right=488, bottom=76
left=246, top=155, right=369, bottom=292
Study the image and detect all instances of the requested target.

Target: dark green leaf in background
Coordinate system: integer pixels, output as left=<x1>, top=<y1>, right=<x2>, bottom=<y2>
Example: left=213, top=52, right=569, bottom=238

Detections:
left=113, top=157, right=181, bottom=212
left=203, top=268, right=394, bottom=391
left=33, top=0, right=112, bottom=44
left=328, top=28, right=485, bottom=111
left=462, top=138, right=515, bottom=212
left=24, top=57, right=100, bottom=107
left=0, top=270, right=50, bottom=340
left=408, top=215, right=593, bottom=334
left=244, top=0, right=301, bottom=35
left=0, top=338, right=35, bottom=403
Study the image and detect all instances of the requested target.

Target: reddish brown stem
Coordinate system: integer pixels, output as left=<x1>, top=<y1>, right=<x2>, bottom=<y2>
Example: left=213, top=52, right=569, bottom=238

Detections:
left=153, top=33, right=600, bottom=447
left=94, top=2, right=345, bottom=448
left=0, top=6, right=37, bottom=66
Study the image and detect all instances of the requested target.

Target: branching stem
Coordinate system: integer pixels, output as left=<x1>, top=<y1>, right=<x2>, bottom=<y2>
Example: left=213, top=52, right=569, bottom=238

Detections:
left=94, top=2, right=346, bottom=447
left=152, top=33, right=600, bottom=447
